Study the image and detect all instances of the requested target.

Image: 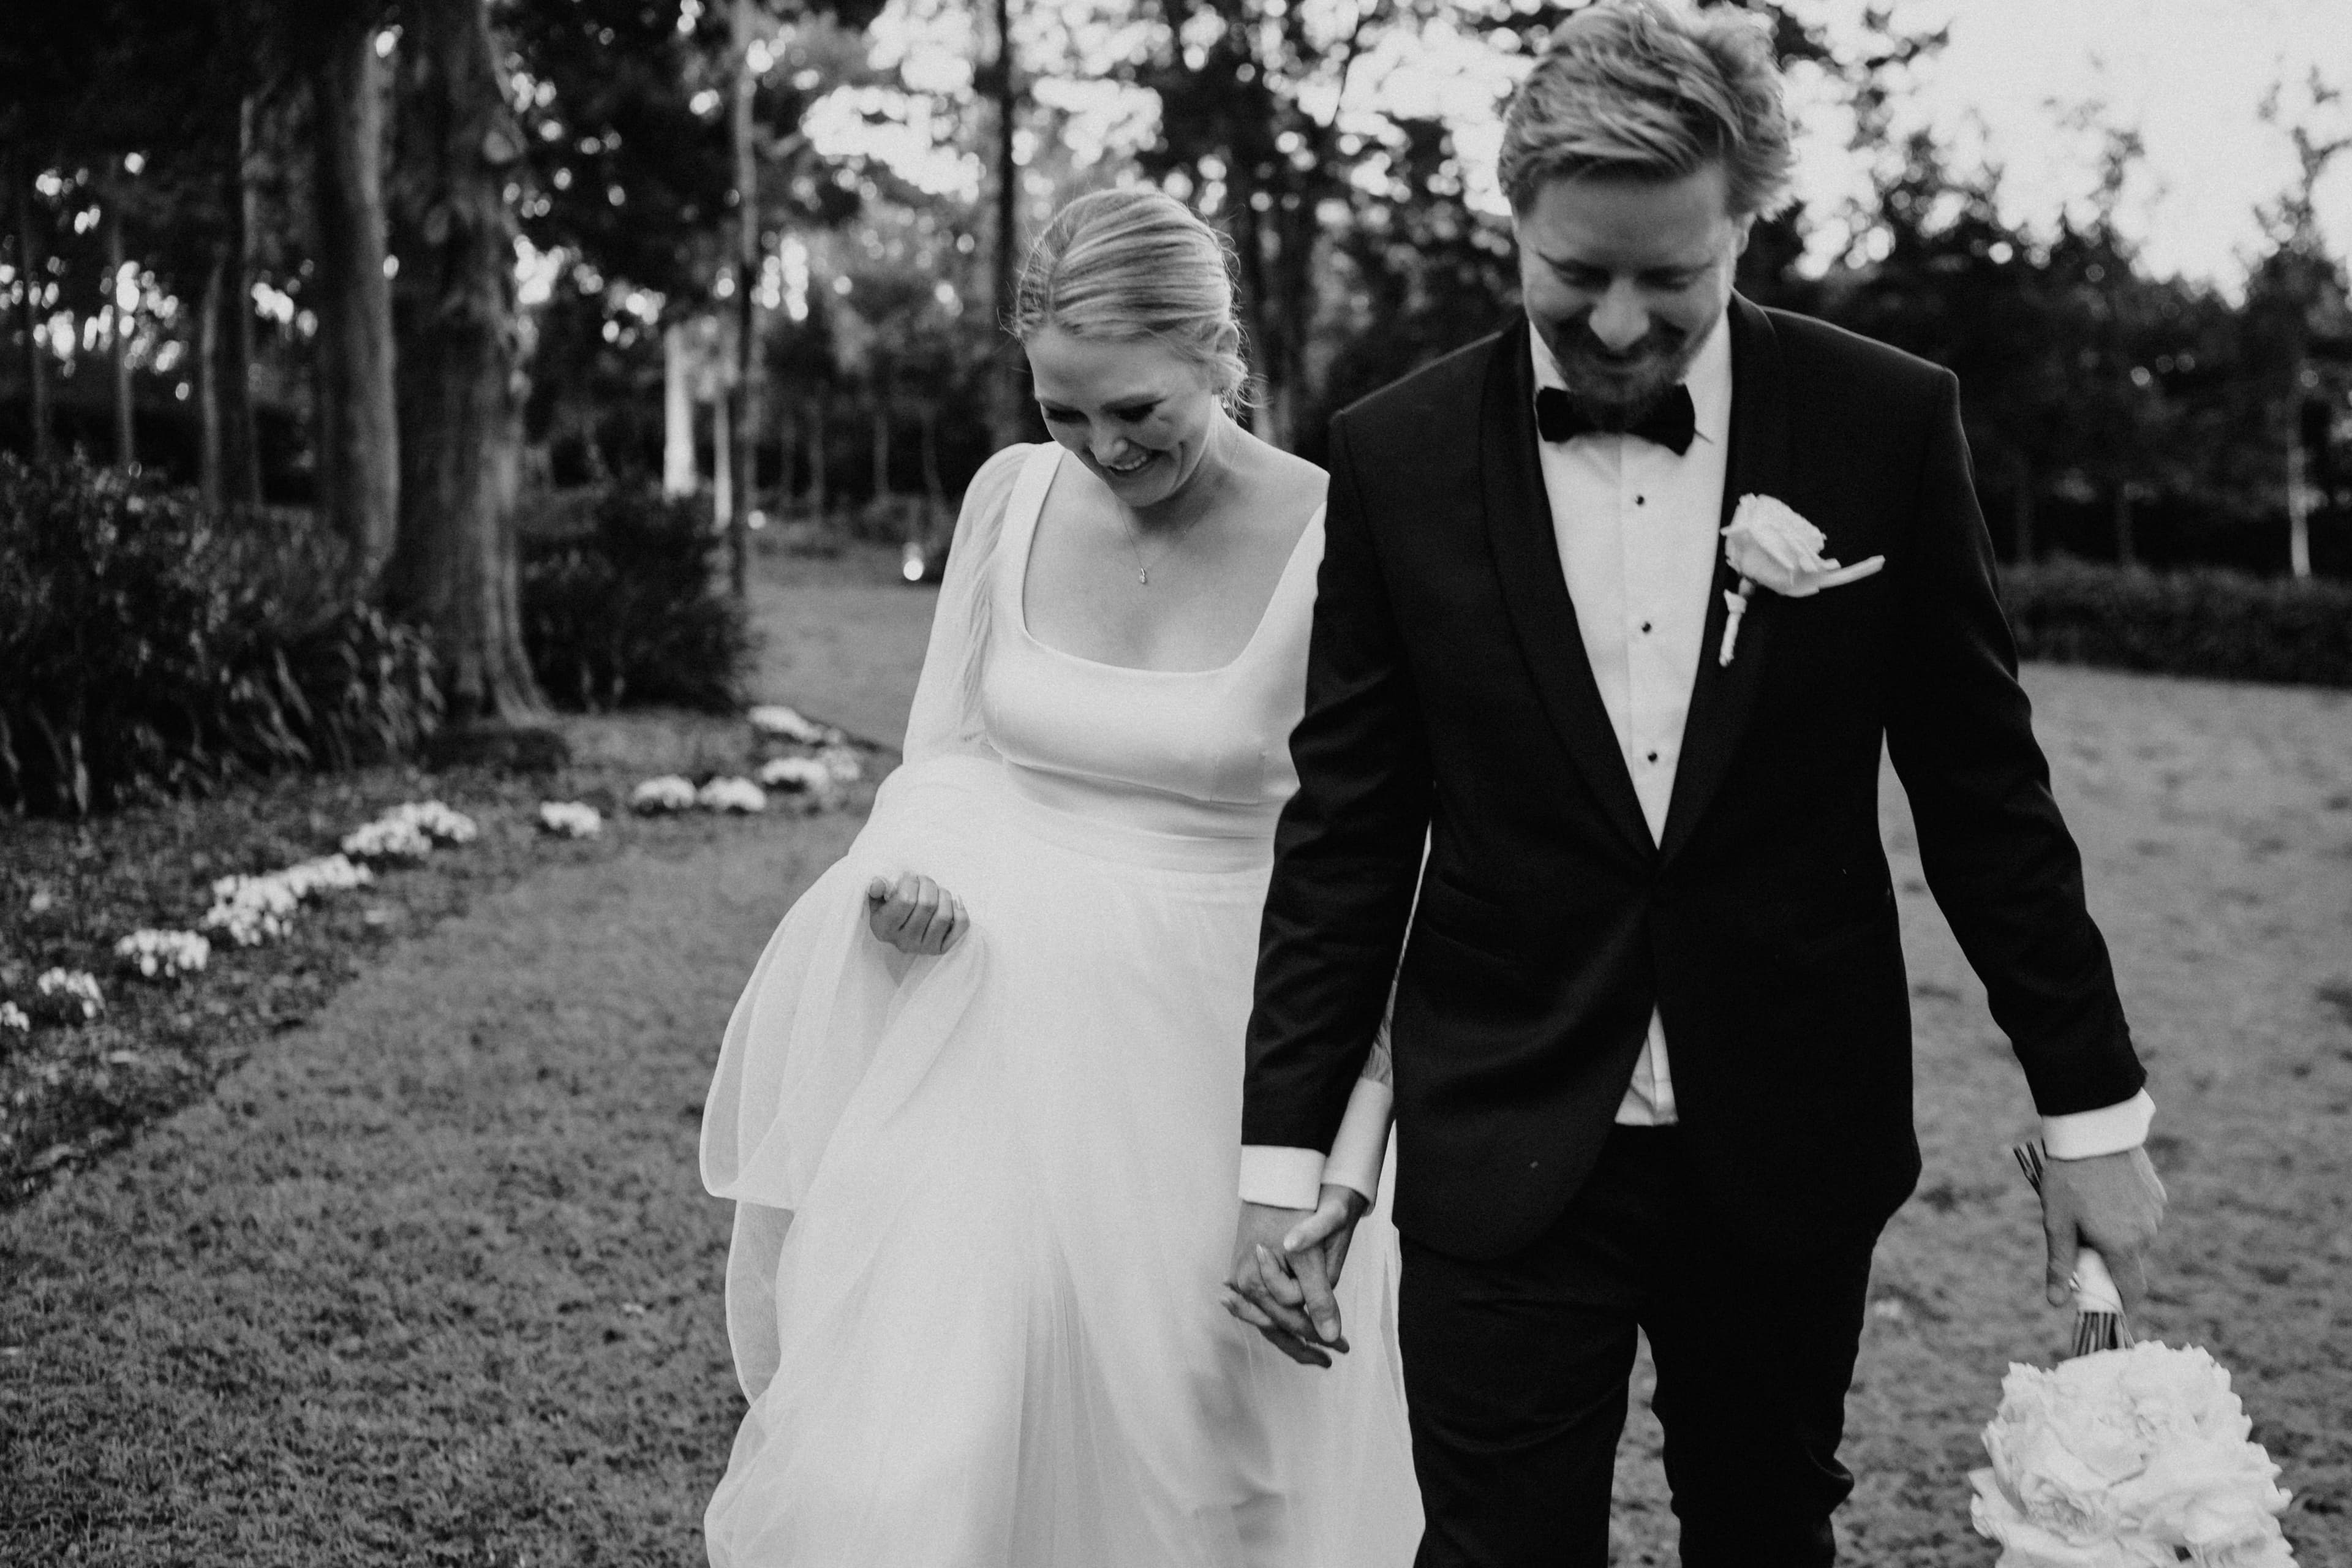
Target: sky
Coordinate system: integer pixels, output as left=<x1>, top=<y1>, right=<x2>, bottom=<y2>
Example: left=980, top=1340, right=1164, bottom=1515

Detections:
left=1794, top=0, right=2352, bottom=289
left=812, top=0, right=2351, bottom=296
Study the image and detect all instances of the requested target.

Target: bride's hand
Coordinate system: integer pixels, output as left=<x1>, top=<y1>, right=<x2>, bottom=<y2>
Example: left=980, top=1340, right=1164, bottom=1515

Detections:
left=865, top=872, right=967, bottom=955
left=1283, top=1182, right=1371, bottom=1293
left=1222, top=1184, right=1370, bottom=1366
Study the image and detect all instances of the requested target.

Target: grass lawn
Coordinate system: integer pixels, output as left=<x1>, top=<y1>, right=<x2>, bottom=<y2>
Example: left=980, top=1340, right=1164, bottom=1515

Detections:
left=1, top=736, right=871, bottom=1565
left=4, top=533, right=2346, bottom=1565
left=1615, top=665, right=2352, bottom=1566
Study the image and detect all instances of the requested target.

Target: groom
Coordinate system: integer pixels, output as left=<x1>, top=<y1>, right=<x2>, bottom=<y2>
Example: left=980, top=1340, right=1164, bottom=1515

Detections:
left=1226, top=3, right=2166, bottom=1564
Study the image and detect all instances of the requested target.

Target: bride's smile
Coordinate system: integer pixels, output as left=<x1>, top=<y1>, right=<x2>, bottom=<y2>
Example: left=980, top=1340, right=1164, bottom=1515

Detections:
left=1023, top=323, right=1238, bottom=524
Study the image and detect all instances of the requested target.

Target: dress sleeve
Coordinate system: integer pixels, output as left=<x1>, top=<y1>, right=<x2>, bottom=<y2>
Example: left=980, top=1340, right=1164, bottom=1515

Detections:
left=900, top=443, right=1033, bottom=764
left=1236, top=982, right=1400, bottom=1209
left=1320, top=984, right=1396, bottom=1202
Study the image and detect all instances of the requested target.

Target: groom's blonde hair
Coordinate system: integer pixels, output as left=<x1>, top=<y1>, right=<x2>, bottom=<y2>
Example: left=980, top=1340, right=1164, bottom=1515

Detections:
left=1499, top=0, right=1793, bottom=219
left=1010, top=189, right=1250, bottom=407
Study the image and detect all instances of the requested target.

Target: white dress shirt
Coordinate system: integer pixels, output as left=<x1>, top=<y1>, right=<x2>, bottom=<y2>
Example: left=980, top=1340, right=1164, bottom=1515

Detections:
left=1536, top=315, right=1730, bottom=1125
left=1238, top=312, right=2152, bottom=1212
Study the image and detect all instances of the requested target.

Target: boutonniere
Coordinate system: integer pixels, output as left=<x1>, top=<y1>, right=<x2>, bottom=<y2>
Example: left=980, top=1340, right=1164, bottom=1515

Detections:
left=1717, top=495, right=1887, bottom=666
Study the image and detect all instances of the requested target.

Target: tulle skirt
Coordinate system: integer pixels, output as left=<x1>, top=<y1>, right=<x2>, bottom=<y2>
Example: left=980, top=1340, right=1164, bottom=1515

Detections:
left=701, top=755, right=1422, bottom=1567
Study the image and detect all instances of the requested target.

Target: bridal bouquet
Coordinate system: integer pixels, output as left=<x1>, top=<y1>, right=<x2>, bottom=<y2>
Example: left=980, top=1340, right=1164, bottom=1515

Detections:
left=1969, top=1344, right=2296, bottom=1567
left=1971, top=1144, right=2297, bottom=1566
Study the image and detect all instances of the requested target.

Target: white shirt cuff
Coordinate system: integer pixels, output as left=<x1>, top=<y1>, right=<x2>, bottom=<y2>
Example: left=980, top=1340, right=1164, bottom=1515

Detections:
left=2041, top=1088, right=2155, bottom=1160
left=1322, top=1077, right=1395, bottom=1204
left=1238, top=1145, right=1326, bottom=1212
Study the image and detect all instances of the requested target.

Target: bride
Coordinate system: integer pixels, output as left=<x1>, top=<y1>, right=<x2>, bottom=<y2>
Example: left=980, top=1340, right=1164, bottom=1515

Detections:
left=699, top=187, right=1422, bottom=1566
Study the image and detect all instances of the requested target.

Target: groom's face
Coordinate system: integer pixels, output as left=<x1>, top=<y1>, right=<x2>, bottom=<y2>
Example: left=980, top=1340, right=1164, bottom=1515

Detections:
left=1513, top=162, right=1752, bottom=420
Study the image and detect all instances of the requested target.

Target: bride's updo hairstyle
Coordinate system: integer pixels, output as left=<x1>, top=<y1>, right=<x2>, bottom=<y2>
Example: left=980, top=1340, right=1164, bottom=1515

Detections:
left=1010, top=189, right=1250, bottom=409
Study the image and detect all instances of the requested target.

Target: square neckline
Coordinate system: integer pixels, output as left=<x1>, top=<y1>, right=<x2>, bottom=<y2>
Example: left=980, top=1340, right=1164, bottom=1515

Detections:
left=1011, top=444, right=1326, bottom=678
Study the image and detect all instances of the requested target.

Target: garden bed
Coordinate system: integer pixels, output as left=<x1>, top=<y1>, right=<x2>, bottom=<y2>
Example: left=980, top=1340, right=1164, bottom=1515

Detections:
left=0, top=712, right=881, bottom=1213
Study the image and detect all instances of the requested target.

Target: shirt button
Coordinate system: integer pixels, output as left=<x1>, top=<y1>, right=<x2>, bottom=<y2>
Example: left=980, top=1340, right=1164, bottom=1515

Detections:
left=1640, top=620, right=1653, bottom=633
left=1646, top=750, right=1660, bottom=764
left=1635, top=496, right=1647, bottom=507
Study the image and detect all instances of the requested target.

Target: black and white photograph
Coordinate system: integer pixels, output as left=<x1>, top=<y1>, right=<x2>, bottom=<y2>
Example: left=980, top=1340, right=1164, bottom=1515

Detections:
left=2, top=0, right=2348, bottom=1562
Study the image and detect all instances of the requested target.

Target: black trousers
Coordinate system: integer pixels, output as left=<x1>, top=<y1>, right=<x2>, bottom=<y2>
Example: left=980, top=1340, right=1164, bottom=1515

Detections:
left=1400, top=1126, right=1879, bottom=1568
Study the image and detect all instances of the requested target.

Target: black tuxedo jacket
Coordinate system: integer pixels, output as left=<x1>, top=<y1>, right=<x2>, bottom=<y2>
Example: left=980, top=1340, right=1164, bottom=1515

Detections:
left=1242, top=296, right=2146, bottom=1261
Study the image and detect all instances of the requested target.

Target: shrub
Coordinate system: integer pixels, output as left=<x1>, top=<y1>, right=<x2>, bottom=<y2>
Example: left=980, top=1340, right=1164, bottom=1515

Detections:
left=2001, top=559, right=2352, bottom=687
left=0, top=456, right=441, bottom=817
left=519, top=486, right=752, bottom=712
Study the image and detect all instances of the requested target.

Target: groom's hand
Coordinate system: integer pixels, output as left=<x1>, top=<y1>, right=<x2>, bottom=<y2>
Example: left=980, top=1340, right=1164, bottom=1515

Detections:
left=2040, top=1145, right=2167, bottom=1313
left=1224, top=1199, right=1352, bottom=1368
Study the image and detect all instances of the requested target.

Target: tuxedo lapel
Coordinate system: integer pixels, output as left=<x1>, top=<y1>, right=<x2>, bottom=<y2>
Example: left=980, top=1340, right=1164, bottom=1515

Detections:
left=1478, top=318, right=1656, bottom=864
left=1657, top=295, right=1792, bottom=866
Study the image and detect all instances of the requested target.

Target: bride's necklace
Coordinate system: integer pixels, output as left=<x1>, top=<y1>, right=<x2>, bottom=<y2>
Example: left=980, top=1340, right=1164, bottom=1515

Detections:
left=1113, top=432, right=1226, bottom=584
left=1123, top=518, right=1192, bottom=586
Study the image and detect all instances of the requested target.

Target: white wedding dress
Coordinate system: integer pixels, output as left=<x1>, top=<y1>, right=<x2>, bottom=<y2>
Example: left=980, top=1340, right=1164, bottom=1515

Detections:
left=700, top=443, right=1422, bottom=1566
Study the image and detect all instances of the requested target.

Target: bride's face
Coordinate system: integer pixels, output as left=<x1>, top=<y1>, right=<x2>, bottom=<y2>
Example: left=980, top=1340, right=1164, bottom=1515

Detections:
left=1025, top=326, right=1226, bottom=508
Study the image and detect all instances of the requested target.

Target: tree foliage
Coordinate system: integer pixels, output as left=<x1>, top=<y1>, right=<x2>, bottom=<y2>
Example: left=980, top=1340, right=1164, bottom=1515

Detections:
left=1, top=0, right=2346, bottom=586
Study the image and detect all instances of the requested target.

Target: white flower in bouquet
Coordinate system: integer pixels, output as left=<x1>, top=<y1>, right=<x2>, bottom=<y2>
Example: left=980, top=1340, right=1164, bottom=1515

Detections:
left=1, top=1000, right=30, bottom=1033
left=815, top=744, right=864, bottom=785
left=748, top=704, right=836, bottom=744
left=114, top=929, right=213, bottom=980
left=756, top=756, right=833, bottom=794
left=1972, top=1343, right=2296, bottom=1568
left=537, top=801, right=603, bottom=838
left=696, top=776, right=768, bottom=814
left=631, top=775, right=698, bottom=813
left=36, top=968, right=105, bottom=1022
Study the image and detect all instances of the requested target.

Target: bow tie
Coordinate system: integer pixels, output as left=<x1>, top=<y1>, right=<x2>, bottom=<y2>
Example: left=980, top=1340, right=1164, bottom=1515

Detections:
left=1536, top=383, right=1697, bottom=456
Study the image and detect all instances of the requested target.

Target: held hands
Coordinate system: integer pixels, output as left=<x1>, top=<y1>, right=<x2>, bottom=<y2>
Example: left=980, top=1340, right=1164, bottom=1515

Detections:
left=2039, top=1145, right=2167, bottom=1313
left=864, top=872, right=968, bottom=956
left=1221, top=1185, right=1370, bottom=1369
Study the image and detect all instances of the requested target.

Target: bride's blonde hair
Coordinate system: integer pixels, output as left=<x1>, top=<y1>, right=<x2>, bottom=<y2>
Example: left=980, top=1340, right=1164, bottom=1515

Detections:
left=1009, top=189, right=1251, bottom=408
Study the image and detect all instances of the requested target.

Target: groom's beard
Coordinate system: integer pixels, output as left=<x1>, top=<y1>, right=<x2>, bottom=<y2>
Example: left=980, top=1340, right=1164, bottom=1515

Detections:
left=1539, top=316, right=1709, bottom=428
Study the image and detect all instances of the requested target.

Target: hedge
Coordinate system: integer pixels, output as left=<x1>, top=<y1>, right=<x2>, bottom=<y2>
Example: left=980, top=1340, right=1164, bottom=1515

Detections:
left=518, top=485, right=752, bottom=712
left=0, top=456, right=439, bottom=818
left=2000, top=559, right=2352, bottom=688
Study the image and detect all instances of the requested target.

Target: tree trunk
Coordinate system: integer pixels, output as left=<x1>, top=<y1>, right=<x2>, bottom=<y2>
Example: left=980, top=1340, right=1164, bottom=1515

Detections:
left=920, top=399, right=945, bottom=529
left=2008, top=448, right=2034, bottom=562
left=662, top=322, right=696, bottom=496
left=809, top=387, right=829, bottom=519
left=2287, top=443, right=2312, bottom=580
left=871, top=392, right=891, bottom=505
left=216, top=97, right=263, bottom=507
left=2111, top=485, right=2136, bottom=569
left=1265, top=195, right=1313, bottom=453
left=312, top=17, right=400, bottom=582
left=713, top=386, right=733, bottom=532
left=386, top=0, right=547, bottom=724
left=198, top=251, right=225, bottom=508
left=10, top=149, right=55, bottom=466
left=106, top=167, right=135, bottom=470
left=776, top=392, right=799, bottom=519
left=729, top=0, right=760, bottom=597
left=984, top=0, right=1023, bottom=448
